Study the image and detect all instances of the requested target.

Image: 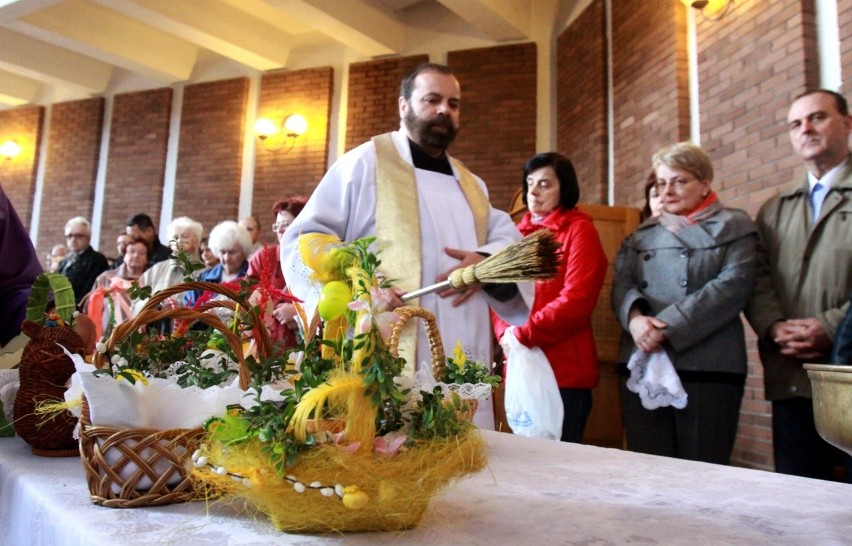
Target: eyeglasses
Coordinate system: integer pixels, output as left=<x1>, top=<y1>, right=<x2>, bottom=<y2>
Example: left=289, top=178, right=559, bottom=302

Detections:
left=271, top=221, right=292, bottom=231
left=65, top=233, right=87, bottom=239
left=653, top=177, right=696, bottom=192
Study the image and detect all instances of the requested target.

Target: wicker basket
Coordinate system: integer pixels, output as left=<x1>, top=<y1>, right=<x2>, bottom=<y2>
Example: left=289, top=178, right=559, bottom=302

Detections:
left=388, top=306, right=479, bottom=420
left=80, top=282, right=263, bottom=508
left=13, top=273, right=82, bottom=456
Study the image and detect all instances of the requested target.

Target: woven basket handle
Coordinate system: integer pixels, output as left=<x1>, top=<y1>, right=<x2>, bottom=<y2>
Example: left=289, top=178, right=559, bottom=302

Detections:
left=92, top=306, right=251, bottom=390
left=25, top=272, right=77, bottom=324
left=388, top=306, right=446, bottom=381
left=136, top=280, right=271, bottom=360
left=137, top=281, right=239, bottom=314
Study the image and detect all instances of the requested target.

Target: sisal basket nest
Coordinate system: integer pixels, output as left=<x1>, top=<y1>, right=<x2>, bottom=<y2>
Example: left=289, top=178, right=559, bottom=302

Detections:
left=80, top=282, right=264, bottom=508
left=14, top=273, right=82, bottom=456
left=190, top=305, right=487, bottom=533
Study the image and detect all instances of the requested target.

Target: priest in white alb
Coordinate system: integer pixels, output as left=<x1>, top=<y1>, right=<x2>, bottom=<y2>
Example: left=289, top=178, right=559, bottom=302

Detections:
left=280, top=63, right=533, bottom=429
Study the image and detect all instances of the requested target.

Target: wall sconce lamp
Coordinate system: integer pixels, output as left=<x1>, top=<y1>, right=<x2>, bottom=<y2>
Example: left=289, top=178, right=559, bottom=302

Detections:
left=254, top=114, right=308, bottom=153
left=1, top=140, right=21, bottom=160
left=681, top=0, right=733, bottom=20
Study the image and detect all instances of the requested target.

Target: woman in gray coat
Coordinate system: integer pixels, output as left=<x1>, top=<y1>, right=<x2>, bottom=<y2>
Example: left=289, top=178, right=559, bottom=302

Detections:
left=612, top=142, right=758, bottom=465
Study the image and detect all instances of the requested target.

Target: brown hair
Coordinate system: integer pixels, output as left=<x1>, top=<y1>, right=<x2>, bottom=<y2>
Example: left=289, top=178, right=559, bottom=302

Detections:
left=272, top=196, right=308, bottom=217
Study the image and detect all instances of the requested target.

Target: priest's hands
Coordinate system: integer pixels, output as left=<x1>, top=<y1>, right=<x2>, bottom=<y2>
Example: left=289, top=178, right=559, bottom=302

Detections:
left=437, top=247, right=484, bottom=307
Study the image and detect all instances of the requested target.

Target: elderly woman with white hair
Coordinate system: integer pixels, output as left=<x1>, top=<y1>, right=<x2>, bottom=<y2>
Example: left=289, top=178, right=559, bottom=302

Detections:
left=133, top=216, right=204, bottom=315
left=183, top=220, right=252, bottom=308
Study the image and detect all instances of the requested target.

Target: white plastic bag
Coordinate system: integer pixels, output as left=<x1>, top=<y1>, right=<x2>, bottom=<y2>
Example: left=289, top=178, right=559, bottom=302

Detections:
left=502, top=329, right=563, bottom=440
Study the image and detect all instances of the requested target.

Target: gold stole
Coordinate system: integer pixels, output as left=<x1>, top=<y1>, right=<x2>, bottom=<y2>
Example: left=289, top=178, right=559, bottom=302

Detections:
left=372, top=132, right=488, bottom=374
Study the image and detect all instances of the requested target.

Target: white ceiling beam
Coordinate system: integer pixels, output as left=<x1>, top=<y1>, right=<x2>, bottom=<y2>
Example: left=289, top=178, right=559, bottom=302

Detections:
left=13, top=0, right=197, bottom=83
left=0, top=0, right=63, bottom=22
left=217, top=0, right=314, bottom=35
left=93, top=0, right=292, bottom=71
left=437, top=0, right=530, bottom=41
left=0, top=27, right=112, bottom=94
left=263, top=0, right=405, bottom=57
left=0, top=68, right=42, bottom=105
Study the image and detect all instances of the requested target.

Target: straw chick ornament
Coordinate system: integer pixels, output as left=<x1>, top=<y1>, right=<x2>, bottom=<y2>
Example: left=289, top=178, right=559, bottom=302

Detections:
left=401, top=229, right=562, bottom=301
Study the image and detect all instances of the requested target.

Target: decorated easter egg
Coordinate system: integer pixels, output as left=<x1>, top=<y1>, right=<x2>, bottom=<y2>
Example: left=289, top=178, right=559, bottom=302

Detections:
left=318, top=281, right=352, bottom=320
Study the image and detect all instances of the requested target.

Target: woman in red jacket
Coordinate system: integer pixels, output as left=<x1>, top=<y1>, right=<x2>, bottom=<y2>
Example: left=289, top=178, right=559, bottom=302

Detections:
left=492, top=152, right=607, bottom=442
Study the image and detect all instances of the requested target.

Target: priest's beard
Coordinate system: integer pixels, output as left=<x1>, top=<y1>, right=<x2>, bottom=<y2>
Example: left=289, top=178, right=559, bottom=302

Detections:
left=404, top=110, right=458, bottom=152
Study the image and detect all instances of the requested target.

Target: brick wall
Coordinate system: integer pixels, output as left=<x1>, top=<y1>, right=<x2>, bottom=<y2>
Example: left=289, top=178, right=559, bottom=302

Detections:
left=346, top=55, right=428, bottom=153
left=557, top=0, right=607, bottom=204
left=173, top=78, right=248, bottom=236
left=611, top=0, right=690, bottom=209
left=449, top=43, right=538, bottom=212
left=100, top=88, right=172, bottom=255
left=254, top=67, right=334, bottom=245
left=0, top=106, right=43, bottom=233
left=38, top=98, right=104, bottom=259
left=698, top=0, right=818, bottom=216
left=697, top=0, right=819, bottom=471
left=839, top=0, right=852, bottom=92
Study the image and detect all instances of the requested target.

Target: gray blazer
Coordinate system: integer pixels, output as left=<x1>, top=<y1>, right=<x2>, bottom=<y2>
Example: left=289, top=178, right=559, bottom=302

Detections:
left=611, top=207, right=758, bottom=375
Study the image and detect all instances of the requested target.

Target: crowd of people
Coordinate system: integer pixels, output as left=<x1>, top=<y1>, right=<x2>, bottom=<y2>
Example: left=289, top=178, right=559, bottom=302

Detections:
left=35, top=206, right=306, bottom=349
left=2, top=64, right=850, bottom=483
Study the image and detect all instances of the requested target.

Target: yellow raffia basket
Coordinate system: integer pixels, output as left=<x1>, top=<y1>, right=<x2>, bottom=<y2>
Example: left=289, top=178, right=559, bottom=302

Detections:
left=190, top=306, right=487, bottom=533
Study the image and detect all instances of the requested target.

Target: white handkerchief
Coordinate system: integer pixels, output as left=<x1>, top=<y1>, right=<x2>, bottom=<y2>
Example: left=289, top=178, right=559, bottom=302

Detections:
left=626, top=349, right=688, bottom=410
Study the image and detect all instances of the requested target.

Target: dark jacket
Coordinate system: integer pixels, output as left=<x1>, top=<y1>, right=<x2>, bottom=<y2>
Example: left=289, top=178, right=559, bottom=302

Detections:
left=832, top=293, right=852, bottom=364
left=58, top=245, right=110, bottom=304
left=0, top=184, right=43, bottom=346
left=148, top=239, right=172, bottom=267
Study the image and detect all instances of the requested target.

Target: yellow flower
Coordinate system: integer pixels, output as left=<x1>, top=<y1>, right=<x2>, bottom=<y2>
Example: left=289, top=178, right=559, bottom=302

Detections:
left=452, top=340, right=467, bottom=368
left=117, top=369, right=149, bottom=385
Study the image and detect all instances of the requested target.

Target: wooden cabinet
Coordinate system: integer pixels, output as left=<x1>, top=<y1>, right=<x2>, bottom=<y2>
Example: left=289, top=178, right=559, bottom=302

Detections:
left=499, top=195, right=640, bottom=448
left=578, top=203, right=640, bottom=448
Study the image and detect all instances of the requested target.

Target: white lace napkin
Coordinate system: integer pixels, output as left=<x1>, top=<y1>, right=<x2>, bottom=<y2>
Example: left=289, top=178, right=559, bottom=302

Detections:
left=411, top=368, right=493, bottom=401
left=626, top=349, right=688, bottom=410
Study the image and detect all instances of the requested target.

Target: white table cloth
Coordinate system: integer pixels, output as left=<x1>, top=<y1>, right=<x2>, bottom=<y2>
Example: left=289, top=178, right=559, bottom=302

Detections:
left=1, top=431, right=850, bottom=545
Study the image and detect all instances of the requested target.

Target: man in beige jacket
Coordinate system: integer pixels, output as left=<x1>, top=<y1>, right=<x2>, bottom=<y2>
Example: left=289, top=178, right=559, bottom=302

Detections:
left=746, top=89, right=852, bottom=481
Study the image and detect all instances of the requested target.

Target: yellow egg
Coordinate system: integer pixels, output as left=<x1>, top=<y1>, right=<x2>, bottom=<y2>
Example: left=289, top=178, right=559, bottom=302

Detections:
left=342, top=488, right=369, bottom=510
left=318, top=281, right=352, bottom=320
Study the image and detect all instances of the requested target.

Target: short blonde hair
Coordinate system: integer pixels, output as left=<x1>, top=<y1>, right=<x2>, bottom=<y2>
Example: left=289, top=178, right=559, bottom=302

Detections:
left=652, top=142, right=714, bottom=182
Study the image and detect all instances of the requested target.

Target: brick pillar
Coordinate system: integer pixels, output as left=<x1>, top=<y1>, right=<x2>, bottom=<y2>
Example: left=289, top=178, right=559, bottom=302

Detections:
left=100, top=88, right=172, bottom=249
left=39, top=98, right=104, bottom=257
left=557, top=0, right=608, bottom=204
